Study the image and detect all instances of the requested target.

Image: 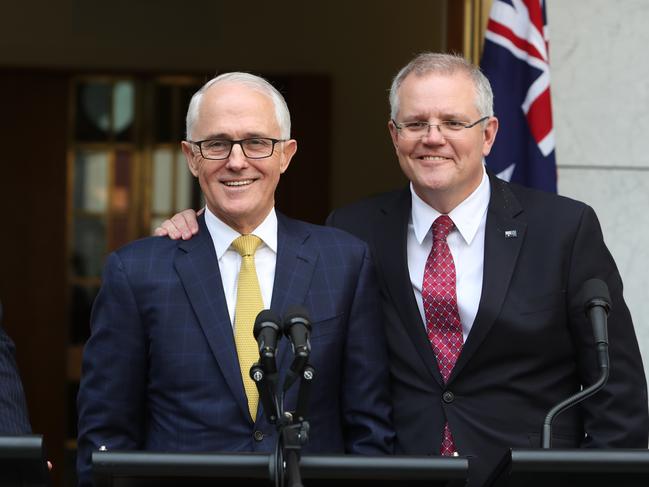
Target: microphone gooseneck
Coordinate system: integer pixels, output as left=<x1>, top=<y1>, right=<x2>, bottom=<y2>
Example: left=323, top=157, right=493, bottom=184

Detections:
left=541, top=278, right=611, bottom=448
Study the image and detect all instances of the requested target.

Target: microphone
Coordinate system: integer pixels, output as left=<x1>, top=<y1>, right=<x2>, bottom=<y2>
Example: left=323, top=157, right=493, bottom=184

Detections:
left=282, top=306, right=312, bottom=391
left=580, top=278, right=611, bottom=346
left=541, top=278, right=611, bottom=448
left=253, top=309, right=282, bottom=374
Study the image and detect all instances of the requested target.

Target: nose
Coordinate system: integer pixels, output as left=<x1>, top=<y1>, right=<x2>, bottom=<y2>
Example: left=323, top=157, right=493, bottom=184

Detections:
left=224, top=143, right=249, bottom=170
left=421, top=124, right=446, bottom=145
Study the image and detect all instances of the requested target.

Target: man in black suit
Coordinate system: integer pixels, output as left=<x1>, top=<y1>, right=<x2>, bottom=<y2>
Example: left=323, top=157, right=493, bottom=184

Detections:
left=0, top=302, right=31, bottom=434
left=157, top=53, right=648, bottom=485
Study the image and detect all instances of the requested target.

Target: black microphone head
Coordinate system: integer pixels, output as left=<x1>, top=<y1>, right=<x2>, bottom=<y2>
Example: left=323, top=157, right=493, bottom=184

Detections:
left=253, top=309, right=281, bottom=339
left=579, top=278, right=611, bottom=315
left=283, top=305, right=312, bottom=335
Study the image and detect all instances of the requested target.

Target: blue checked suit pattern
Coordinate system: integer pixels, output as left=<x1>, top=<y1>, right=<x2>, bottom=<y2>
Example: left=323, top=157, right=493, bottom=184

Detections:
left=76, top=213, right=394, bottom=486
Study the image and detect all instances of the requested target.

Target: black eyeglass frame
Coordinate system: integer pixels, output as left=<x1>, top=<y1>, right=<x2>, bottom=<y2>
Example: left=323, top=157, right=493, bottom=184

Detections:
left=187, top=137, right=287, bottom=160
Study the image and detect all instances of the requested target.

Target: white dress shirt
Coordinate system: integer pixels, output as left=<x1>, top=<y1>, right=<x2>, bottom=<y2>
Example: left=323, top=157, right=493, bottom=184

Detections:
left=407, top=166, right=490, bottom=341
left=204, top=207, right=277, bottom=327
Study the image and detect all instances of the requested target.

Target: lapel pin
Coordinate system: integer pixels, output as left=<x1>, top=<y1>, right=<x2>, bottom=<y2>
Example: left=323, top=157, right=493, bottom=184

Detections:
left=504, top=230, right=517, bottom=238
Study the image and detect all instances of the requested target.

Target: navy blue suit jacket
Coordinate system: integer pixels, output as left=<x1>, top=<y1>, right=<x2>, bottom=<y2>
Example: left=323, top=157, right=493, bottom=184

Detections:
left=0, top=303, right=31, bottom=434
left=77, top=213, right=394, bottom=485
left=327, top=170, right=648, bottom=486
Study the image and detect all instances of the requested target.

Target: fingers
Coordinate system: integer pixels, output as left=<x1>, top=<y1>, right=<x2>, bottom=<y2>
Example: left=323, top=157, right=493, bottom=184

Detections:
left=153, top=209, right=200, bottom=240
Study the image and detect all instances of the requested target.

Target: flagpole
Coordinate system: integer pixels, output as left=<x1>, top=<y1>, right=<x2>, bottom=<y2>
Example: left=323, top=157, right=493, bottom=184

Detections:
left=461, top=0, right=493, bottom=64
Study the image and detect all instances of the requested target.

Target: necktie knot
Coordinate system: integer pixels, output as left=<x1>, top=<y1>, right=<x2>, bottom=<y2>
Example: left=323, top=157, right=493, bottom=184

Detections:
left=232, top=234, right=263, bottom=257
left=432, top=215, right=454, bottom=242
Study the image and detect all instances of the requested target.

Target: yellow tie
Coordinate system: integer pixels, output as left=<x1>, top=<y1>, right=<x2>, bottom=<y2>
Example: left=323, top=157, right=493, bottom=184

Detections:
left=231, top=234, right=264, bottom=421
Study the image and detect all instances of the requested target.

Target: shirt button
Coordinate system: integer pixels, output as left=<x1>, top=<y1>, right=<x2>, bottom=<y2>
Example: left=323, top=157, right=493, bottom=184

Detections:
left=442, top=391, right=455, bottom=403
left=253, top=430, right=264, bottom=442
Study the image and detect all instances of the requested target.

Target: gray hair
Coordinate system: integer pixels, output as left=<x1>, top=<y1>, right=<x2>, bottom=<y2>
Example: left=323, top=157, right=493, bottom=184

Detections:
left=185, top=72, right=291, bottom=140
left=389, top=52, right=494, bottom=120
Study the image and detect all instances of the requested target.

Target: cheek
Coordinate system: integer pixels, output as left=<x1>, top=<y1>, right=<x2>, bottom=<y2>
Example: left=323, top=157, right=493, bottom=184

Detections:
left=396, top=153, right=416, bottom=180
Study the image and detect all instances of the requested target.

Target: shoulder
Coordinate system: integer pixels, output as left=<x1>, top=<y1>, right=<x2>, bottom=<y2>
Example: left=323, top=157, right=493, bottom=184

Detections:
left=326, top=189, right=407, bottom=241
left=278, top=214, right=373, bottom=263
left=282, top=214, right=367, bottom=246
left=330, top=189, right=405, bottom=221
left=107, top=235, right=183, bottom=270
left=491, top=174, right=592, bottom=222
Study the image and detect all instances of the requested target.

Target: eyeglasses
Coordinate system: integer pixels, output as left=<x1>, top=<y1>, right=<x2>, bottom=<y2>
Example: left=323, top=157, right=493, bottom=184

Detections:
left=391, top=116, right=489, bottom=140
left=188, top=137, right=287, bottom=160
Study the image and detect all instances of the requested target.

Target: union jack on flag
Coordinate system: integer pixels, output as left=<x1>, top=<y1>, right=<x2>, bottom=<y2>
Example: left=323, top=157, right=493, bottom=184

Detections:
left=480, top=0, right=557, bottom=193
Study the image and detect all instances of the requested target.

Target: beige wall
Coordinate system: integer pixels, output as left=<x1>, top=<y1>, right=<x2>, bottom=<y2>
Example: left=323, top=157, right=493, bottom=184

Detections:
left=548, top=0, right=649, bottom=392
left=0, top=0, right=448, bottom=208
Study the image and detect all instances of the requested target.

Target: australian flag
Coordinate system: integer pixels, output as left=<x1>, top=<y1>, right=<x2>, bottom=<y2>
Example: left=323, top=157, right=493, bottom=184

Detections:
left=481, top=0, right=557, bottom=193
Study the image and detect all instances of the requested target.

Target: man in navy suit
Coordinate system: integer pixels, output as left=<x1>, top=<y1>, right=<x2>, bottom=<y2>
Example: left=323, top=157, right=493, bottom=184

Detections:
left=0, top=302, right=31, bottom=434
left=76, top=73, right=394, bottom=486
left=159, top=53, right=648, bottom=486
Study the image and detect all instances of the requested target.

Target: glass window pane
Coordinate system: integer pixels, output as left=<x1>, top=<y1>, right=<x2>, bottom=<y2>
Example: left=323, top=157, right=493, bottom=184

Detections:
left=113, top=81, right=135, bottom=142
left=75, top=82, right=111, bottom=141
left=154, top=84, right=173, bottom=143
left=68, top=284, right=99, bottom=344
left=112, top=150, right=131, bottom=212
left=152, top=148, right=173, bottom=214
left=73, top=151, right=109, bottom=213
left=150, top=216, right=165, bottom=236
left=175, top=149, right=192, bottom=211
left=180, top=85, right=201, bottom=139
left=73, top=217, right=106, bottom=278
left=109, top=213, right=130, bottom=251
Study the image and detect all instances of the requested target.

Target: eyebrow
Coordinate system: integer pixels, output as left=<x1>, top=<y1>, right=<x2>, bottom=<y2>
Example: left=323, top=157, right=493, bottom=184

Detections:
left=400, top=112, right=471, bottom=122
left=198, top=132, right=271, bottom=140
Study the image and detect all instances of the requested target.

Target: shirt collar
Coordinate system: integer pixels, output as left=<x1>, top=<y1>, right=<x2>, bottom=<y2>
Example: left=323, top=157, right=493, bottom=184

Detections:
left=204, top=206, right=278, bottom=259
left=410, top=165, right=490, bottom=245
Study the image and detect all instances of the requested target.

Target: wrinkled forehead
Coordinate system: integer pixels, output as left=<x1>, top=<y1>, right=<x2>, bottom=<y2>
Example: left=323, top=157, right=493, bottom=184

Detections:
left=397, top=72, right=480, bottom=118
left=195, top=83, right=279, bottom=136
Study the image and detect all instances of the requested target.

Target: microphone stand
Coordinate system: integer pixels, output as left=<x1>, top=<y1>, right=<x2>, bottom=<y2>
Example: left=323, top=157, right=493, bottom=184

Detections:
left=541, top=340, right=609, bottom=448
left=251, top=358, right=314, bottom=487
left=279, top=364, right=314, bottom=487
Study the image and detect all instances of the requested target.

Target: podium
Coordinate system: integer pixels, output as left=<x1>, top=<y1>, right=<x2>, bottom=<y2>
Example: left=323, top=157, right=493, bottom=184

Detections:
left=92, top=451, right=468, bottom=487
left=487, top=449, right=649, bottom=487
left=0, top=435, right=50, bottom=487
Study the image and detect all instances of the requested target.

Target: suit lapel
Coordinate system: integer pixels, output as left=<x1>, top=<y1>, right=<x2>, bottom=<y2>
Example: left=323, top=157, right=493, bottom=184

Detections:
left=373, top=188, right=443, bottom=385
left=271, top=214, right=318, bottom=369
left=450, top=172, right=526, bottom=380
left=174, top=214, right=251, bottom=420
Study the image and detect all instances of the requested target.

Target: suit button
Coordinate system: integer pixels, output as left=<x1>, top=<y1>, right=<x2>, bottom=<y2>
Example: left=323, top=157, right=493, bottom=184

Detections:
left=253, top=430, right=264, bottom=442
left=442, top=391, right=455, bottom=403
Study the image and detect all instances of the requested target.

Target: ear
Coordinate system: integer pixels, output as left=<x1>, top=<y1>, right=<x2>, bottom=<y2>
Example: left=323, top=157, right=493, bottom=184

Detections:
left=181, top=141, right=200, bottom=177
left=279, top=139, right=297, bottom=174
left=481, top=117, right=499, bottom=157
left=388, top=120, right=400, bottom=152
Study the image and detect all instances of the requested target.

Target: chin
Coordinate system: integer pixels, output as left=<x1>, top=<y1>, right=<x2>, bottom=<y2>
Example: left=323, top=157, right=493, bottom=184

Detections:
left=419, top=174, right=454, bottom=191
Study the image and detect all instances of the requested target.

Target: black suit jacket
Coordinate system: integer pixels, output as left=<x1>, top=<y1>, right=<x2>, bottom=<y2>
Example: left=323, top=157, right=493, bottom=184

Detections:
left=0, top=302, right=31, bottom=434
left=327, top=170, right=648, bottom=485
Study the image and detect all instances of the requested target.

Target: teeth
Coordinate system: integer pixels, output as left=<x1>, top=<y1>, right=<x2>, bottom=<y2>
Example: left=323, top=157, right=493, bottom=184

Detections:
left=224, top=180, right=253, bottom=187
left=421, top=156, right=448, bottom=161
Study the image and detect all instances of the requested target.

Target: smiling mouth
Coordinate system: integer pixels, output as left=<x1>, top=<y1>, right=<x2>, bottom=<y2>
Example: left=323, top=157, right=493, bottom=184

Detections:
left=223, top=179, right=255, bottom=187
left=419, top=156, right=451, bottom=161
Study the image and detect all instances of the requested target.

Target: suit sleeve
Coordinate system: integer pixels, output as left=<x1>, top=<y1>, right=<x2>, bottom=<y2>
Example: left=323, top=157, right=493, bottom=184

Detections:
left=76, top=252, right=147, bottom=486
left=567, top=205, right=648, bottom=447
left=0, top=321, right=31, bottom=434
left=341, top=244, right=395, bottom=454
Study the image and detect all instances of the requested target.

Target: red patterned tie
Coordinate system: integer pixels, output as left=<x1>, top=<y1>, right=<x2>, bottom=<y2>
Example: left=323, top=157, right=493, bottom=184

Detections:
left=423, top=215, right=464, bottom=456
